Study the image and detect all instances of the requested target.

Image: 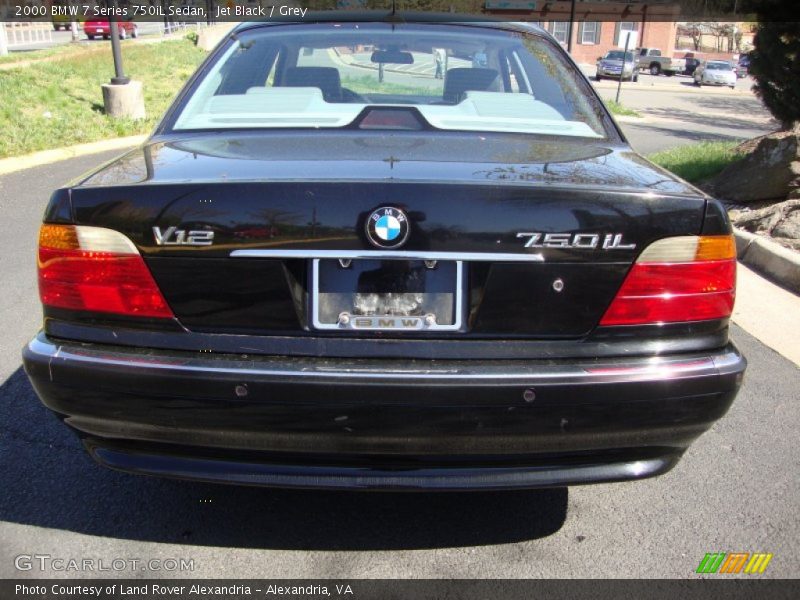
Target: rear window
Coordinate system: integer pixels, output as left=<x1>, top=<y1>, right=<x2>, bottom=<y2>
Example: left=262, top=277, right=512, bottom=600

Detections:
left=173, top=23, right=607, bottom=139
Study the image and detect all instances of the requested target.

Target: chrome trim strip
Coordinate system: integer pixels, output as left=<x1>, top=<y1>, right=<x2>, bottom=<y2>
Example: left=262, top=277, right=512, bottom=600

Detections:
left=310, top=259, right=464, bottom=332
left=230, top=249, right=545, bottom=262
left=28, top=335, right=742, bottom=385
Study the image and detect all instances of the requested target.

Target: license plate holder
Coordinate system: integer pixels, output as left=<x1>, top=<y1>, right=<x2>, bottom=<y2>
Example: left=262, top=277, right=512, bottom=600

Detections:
left=311, top=258, right=463, bottom=331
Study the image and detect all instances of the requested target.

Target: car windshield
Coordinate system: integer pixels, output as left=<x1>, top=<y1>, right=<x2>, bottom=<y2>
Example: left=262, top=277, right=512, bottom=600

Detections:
left=173, top=23, right=607, bottom=139
left=605, top=51, right=633, bottom=61
left=707, top=62, right=732, bottom=70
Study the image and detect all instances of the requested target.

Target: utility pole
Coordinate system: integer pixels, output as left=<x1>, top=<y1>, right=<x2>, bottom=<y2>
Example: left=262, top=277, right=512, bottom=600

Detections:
left=567, top=0, right=577, bottom=53
left=616, top=32, right=632, bottom=104
left=109, top=1, right=129, bottom=86
left=101, top=0, right=144, bottom=119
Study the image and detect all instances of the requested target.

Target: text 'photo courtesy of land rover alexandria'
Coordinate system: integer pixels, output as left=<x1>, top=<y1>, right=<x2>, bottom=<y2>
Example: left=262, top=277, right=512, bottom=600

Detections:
left=23, top=14, right=746, bottom=491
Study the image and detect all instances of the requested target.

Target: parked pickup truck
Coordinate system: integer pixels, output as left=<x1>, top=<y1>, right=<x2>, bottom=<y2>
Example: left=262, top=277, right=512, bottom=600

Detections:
left=636, top=48, right=686, bottom=76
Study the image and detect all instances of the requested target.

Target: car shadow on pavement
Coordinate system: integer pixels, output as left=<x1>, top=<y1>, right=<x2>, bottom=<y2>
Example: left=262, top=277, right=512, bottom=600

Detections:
left=624, top=122, right=746, bottom=145
left=0, top=367, right=568, bottom=550
left=642, top=107, right=769, bottom=132
left=687, top=94, right=771, bottom=116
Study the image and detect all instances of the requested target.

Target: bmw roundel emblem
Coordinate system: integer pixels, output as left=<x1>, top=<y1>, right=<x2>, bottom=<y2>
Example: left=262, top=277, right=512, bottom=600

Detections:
left=366, top=206, right=410, bottom=249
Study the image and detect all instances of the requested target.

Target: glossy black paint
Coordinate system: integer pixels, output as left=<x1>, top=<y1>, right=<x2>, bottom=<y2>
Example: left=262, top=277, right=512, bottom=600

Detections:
left=59, top=132, right=710, bottom=339
left=42, top=318, right=732, bottom=360
left=138, top=258, right=631, bottom=337
left=701, top=197, right=734, bottom=235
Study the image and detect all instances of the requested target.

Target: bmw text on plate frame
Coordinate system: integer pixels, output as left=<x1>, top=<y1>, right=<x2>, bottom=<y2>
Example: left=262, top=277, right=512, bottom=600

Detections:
left=365, top=206, right=410, bottom=249
left=21, top=16, right=746, bottom=491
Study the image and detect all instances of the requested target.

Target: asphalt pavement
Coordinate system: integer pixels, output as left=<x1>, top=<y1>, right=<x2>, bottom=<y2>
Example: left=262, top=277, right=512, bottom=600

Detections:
left=578, top=66, right=776, bottom=155
left=0, top=141, right=798, bottom=578
left=598, top=81, right=775, bottom=155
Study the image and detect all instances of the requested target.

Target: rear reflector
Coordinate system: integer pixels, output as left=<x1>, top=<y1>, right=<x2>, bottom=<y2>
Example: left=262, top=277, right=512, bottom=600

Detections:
left=599, top=235, right=736, bottom=326
left=38, top=224, right=174, bottom=319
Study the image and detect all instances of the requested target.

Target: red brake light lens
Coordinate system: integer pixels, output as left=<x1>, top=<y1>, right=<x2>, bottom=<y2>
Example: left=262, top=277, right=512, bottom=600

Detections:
left=38, top=224, right=174, bottom=319
left=599, top=235, right=737, bottom=326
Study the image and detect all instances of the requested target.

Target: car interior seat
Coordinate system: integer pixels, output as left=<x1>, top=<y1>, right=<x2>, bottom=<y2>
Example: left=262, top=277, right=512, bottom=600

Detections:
left=442, top=68, right=500, bottom=103
left=282, top=67, right=343, bottom=102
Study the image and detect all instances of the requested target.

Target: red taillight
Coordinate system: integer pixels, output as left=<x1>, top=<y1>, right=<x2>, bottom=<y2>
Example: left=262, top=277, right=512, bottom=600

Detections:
left=600, top=235, right=736, bottom=326
left=38, top=224, right=174, bottom=319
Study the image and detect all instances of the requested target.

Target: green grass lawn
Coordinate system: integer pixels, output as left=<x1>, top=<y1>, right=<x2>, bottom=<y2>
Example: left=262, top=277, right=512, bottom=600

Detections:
left=341, top=74, right=438, bottom=97
left=648, top=141, right=744, bottom=183
left=605, top=100, right=641, bottom=118
left=0, top=39, right=206, bottom=158
left=0, top=43, right=100, bottom=65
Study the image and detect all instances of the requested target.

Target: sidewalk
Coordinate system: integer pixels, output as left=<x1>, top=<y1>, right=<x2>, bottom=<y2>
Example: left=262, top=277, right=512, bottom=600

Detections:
left=732, top=264, right=800, bottom=366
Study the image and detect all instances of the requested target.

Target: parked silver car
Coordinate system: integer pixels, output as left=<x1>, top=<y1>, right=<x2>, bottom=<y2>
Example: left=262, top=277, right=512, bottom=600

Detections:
left=595, top=50, right=638, bottom=82
left=694, top=60, right=737, bottom=88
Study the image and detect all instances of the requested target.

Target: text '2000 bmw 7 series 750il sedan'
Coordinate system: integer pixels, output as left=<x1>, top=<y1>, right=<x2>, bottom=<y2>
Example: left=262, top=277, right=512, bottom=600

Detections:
left=23, top=15, right=746, bottom=491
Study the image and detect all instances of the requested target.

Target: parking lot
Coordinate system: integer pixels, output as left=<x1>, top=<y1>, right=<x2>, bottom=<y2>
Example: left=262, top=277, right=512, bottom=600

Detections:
left=582, top=68, right=776, bottom=154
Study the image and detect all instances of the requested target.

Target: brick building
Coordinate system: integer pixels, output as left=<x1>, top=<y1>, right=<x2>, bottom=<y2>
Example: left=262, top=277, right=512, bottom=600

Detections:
left=485, top=1, right=681, bottom=64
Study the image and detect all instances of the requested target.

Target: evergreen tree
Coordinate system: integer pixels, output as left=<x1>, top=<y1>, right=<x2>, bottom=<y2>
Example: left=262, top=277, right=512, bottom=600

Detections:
left=747, top=1, right=800, bottom=129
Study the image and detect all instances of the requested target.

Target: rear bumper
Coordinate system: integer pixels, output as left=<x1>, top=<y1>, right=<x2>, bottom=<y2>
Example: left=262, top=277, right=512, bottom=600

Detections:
left=23, top=332, right=745, bottom=490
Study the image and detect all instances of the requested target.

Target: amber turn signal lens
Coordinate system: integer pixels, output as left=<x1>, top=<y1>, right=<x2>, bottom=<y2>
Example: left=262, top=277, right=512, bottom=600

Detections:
left=695, top=235, right=736, bottom=261
left=38, top=223, right=79, bottom=251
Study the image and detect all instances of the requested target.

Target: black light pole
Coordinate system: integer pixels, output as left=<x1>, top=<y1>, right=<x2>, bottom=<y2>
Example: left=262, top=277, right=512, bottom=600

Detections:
left=109, top=0, right=129, bottom=85
left=616, top=32, right=632, bottom=104
left=567, top=0, right=577, bottom=53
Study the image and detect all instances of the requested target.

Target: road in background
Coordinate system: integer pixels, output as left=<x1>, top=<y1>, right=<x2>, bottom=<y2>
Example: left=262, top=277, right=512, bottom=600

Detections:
left=580, top=66, right=776, bottom=154
left=0, top=145, right=798, bottom=579
left=7, top=22, right=180, bottom=52
left=610, top=87, right=774, bottom=155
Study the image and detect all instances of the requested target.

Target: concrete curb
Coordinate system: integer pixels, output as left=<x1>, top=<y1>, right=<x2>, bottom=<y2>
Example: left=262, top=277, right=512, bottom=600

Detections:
left=734, top=228, right=800, bottom=295
left=0, top=135, right=146, bottom=176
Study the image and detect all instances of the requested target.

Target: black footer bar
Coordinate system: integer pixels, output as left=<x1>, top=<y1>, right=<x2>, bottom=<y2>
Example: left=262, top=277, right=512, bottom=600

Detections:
left=4, top=579, right=799, bottom=600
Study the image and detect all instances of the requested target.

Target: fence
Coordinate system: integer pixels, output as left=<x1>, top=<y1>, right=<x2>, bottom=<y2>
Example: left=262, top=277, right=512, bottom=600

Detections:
left=2, top=21, right=53, bottom=48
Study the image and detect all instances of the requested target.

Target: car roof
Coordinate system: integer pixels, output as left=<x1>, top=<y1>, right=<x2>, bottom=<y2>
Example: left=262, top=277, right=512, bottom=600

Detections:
left=233, top=12, right=547, bottom=36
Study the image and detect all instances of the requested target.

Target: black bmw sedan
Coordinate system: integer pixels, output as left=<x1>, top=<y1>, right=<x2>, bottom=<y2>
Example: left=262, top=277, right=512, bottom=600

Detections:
left=23, top=15, right=746, bottom=490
